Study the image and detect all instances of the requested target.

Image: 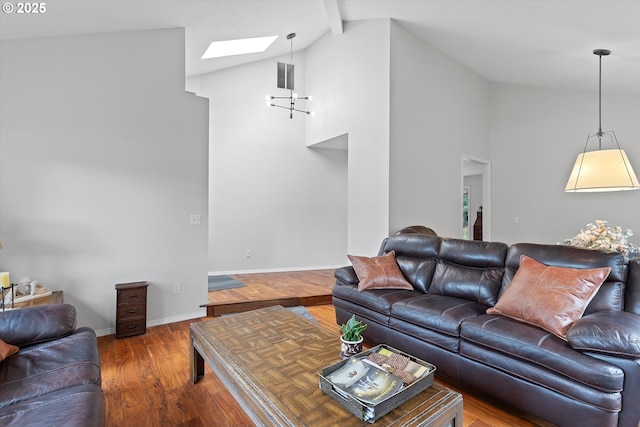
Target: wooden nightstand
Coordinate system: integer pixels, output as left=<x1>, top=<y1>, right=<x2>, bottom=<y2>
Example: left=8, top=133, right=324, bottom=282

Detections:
left=115, top=281, right=148, bottom=339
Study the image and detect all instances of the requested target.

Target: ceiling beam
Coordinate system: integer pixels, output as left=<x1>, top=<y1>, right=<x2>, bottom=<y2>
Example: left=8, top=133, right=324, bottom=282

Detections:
left=323, top=0, right=343, bottom=35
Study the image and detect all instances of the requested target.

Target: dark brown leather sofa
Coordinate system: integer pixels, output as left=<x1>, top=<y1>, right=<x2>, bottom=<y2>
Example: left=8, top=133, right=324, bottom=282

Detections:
left=333, top=234, right=640, bottom=427
left=0, top=304, right=104, bottom=426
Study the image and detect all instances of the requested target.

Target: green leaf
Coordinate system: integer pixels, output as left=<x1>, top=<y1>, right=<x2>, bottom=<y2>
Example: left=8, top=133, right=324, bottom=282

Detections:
left=340, top=314, right=367, bottom=341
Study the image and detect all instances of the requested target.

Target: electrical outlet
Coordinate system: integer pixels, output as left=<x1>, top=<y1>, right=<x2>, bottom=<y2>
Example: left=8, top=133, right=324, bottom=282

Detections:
left=172, top=282, right=181, bottom=294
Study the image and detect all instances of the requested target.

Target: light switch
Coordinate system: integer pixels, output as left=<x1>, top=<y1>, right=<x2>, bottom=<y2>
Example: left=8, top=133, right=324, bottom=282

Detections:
left=190, top=214, right=202, bottom=225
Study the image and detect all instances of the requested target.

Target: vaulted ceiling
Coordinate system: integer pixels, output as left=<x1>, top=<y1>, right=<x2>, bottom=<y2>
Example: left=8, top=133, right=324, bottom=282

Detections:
left=1, top=0, right=639, bottom=94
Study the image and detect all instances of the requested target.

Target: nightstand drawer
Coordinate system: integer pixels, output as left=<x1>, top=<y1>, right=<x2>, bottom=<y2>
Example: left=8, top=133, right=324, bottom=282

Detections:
left=116, top=319, right=146, bottom=338
left=117, top=288, right=146, bottom=304
left=117, top=303, right=146, bottom=321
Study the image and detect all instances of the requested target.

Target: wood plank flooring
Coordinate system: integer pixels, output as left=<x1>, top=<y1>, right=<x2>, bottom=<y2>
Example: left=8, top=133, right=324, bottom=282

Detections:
left=98, top=270, right=554, bottom=427
left=203, top=270, right=335, bottom=316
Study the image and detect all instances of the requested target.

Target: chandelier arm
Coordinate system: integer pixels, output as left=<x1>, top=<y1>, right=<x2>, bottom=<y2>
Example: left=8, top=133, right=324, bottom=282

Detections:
left=269, top=104, right=291, bottom=110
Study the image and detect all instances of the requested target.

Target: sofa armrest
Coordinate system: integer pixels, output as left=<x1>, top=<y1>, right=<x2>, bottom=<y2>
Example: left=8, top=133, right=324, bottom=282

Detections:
left=567, top=311, right=640, bottom=358
left=0, top=304, right=77, bottom=347
left=335, top=266, right=359, bottom=286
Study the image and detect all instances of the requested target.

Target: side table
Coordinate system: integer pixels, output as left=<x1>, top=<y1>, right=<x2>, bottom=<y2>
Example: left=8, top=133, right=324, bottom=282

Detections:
left=115, top=281, right=148, bottom=339
left=13, top=290, right=64, bottom=309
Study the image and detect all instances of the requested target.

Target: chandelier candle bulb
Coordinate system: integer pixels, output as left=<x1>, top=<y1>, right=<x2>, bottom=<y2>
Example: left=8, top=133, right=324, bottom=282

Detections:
left=0, top=272, right=10, bottom=288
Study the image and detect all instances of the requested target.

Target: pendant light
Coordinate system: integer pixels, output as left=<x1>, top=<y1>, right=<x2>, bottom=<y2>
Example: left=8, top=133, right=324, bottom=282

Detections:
left=565, top=49, right=640, bottom=192
left=265, top=33, right=313, bottom=119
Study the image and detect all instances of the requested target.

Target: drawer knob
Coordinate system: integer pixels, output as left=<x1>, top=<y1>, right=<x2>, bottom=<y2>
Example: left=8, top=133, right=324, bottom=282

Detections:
left=127, top=309, right=137, bottom=313
left=128, top=325, right=136, bottom=329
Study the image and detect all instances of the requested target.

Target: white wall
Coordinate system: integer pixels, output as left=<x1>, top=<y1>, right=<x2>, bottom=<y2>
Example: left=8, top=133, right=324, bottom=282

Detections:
left=0, top=29, right=209, bottom=335
left=490, top=83, right=640, bottom=245
left=188, top=50, right=348, bottom=273
left=306, top=20, right=391, bottom=256
left=389, top=21, right=491, bottom=238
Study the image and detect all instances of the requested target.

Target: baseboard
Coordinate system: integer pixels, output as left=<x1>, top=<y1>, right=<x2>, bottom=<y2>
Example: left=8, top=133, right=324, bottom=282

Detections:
left=208, top=264, right=342, bottom=276
left=95, top=309, right=207, bottom=337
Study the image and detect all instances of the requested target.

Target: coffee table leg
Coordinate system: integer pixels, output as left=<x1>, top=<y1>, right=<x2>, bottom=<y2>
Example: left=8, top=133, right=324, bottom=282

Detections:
left=190, top=337, right=205, bottom=384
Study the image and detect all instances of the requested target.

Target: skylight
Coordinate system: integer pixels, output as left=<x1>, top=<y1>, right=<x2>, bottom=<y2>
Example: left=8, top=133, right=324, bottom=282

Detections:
left=201, top=35, right=278, bottom=59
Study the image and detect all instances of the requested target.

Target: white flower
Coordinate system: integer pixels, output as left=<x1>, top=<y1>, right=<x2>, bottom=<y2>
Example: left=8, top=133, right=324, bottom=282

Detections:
left=563, top=220, right=639, bottom=257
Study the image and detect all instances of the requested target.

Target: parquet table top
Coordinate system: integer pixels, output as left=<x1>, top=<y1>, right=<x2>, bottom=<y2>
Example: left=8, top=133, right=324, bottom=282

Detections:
left=190, top=305, right=462, bottom=426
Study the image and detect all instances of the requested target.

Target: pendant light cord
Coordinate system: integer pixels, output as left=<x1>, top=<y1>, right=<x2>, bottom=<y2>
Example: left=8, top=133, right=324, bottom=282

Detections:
left=598, top=52, right=603, bottom=147
left=593, top=49, right=610, bottom=146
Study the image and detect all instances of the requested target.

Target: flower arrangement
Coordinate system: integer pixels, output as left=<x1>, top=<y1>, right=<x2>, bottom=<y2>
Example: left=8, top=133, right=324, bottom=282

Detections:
left=563, top=220, right=639, bottom=258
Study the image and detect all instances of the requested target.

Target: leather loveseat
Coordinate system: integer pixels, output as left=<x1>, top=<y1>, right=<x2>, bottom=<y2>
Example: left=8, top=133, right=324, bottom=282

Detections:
left=0, top=304, right=104, bottom=426
left=333, top=233, right=640, bottom=427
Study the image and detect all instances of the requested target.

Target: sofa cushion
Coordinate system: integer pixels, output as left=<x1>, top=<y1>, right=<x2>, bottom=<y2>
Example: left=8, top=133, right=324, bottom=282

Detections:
left=333, top=281, right=419, bottom=316
left=461, top=314, right=625, bottom=395
left=348, top=251, right=414, bottom=292
left=626, top=259, right=640, bottom=315
left=0, top=340, right=18, bottom=362
left=429, top=239, right=507, bottom=306
left=567, top=311, right=640, bottom=358
left=0, top=328, right=101, bottom=408
left=0, top=384, right=104, bottom=427
left=381, top=234, right=441, bottom=293
left=391, top=294, right=489, bottom=337
left=487, top=255, right=610, bottom=340
left=504, top=243, right=626, bottom=314
left=0, top=304, right=77, bottom=347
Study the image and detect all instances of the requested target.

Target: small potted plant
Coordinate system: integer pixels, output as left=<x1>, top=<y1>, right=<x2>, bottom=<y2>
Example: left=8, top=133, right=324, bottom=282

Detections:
left=340, top=315, right=367, bottom=359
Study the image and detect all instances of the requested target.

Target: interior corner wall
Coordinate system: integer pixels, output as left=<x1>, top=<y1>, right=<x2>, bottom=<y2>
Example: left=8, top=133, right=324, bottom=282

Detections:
left=305, top=19, right=391, bottom=256
left=490, top=83, right=640, bottom=245
left=190, top=52, right=348, bottom=273
left=388, top=21, right=491, bottom=238
left=0, top=28, right=209, bottom=335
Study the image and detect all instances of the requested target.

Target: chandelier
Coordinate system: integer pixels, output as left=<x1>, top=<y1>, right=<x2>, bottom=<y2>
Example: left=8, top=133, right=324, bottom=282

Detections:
left=265, top=33, right=313, bottom=119
left=565, top=49, right=640, bottom=192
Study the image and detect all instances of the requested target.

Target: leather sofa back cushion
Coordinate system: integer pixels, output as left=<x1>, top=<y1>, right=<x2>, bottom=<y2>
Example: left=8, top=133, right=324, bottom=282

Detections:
left=348, top=251, right=414, bottom=291
left=382, top=234, right=441, bottom=293
left=487, top=255, right=610, bottom=340
left=0, top=339, right=19, bottom=362
left=626, top=259, right=640, bottom=315
left=430, top=262, right=505, bottom=306
left=429, top=239, right=508, bottom=306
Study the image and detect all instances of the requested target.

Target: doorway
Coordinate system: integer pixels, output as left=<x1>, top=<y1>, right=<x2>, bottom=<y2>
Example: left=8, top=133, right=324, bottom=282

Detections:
left=462, top=156, right=491, bottom=241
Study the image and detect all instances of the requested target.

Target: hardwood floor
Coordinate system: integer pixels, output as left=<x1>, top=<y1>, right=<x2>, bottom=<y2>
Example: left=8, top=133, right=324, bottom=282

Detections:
left=203, top=270, right=335, bottom=316
left=98, top=270, right=554, bottom=427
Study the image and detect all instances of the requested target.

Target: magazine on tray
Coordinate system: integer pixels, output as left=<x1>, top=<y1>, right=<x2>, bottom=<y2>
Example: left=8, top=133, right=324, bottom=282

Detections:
left=326, top=347, right=431, bottom=406
left=327, top=358, right=402, bottom=405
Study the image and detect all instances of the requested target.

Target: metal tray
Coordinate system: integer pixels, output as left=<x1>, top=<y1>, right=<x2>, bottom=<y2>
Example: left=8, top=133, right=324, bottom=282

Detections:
left=318, top=344, right=436, bottom=423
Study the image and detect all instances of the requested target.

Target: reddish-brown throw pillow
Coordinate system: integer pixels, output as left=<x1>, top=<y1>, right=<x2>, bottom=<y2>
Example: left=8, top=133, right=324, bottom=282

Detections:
left=487, top=255, right=610, bottom=340
left=348, top=251, right=414, bottom=292
left=0, top=338, right=19, bottom=362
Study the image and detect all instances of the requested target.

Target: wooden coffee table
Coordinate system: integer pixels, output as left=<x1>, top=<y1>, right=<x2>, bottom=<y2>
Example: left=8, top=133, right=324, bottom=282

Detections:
left=190, top=306, right=463, bottom=426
